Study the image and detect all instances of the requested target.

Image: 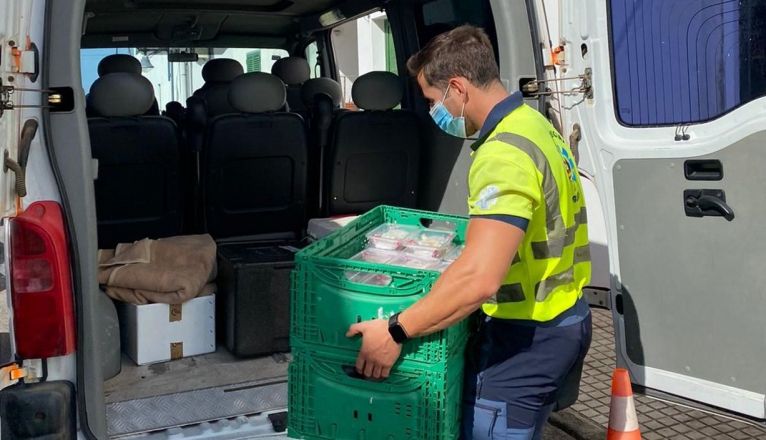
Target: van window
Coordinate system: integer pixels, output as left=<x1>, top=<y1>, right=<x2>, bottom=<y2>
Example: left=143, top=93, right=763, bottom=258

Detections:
left=306, top=41, right=321, bottom=79
left=80, top=47, right=289, bottom=109
left=331, top=11, right=398, bottom=108
left=81, top=48, right=133, bottom=95
left=610, top=0, right=766, bottom=126
left=416, top=0, right=498, bottom=62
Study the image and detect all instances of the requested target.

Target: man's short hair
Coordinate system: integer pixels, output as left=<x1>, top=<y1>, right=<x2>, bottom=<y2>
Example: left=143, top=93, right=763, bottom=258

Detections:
left=407, top=25, right=500, bottom=89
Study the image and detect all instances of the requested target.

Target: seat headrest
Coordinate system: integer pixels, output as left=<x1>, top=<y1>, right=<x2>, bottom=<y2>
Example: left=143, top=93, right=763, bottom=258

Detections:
left=228, top=72, right=286, bottom=113
left=89, top=73, right=155, bottom=117
left=271, top=56, right=311, bottom=86
left=97, top=54, right=142, bottom=76
left=352, top=71, right=403, bottom=111
left=202, top=58, right=244, bottom=83
left=301, top=78, right=343, bottom=108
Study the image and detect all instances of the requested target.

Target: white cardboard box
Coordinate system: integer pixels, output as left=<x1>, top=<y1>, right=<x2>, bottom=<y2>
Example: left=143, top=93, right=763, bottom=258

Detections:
left=117, top=295, right=216, bottom=365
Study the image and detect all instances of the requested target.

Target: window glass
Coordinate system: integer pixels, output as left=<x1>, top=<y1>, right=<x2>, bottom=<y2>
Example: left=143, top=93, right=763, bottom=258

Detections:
left=306, top=41, right=321, bottom=79
left=609, top=0, right=766, bottom=126
left=246, top=50, right=262, bottom=72
left=331, top=11, right=399, bottom=109
left=81, top=48, right=132, bottom=92
left=417, top=0, right=498, bottom=63
left=80, top=47, right=289, bottom=109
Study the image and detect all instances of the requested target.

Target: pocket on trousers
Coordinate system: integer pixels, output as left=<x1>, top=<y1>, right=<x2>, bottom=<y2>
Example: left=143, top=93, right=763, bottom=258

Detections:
left=472, top=400, right=507, bottom=440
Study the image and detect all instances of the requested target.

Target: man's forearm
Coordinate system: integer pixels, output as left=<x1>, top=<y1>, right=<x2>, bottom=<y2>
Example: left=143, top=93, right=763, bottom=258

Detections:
left=398, top=260, right=492, bottom=338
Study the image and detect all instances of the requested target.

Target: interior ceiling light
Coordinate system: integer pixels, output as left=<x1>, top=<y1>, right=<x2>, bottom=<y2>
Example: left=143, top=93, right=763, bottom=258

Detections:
left=319, top=9, right=345, bottom=27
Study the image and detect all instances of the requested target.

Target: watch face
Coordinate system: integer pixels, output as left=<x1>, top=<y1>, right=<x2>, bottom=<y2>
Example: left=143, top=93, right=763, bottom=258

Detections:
left=390, top=324, right=407, bottom=343
left=388, top=315, right=408, bottom=343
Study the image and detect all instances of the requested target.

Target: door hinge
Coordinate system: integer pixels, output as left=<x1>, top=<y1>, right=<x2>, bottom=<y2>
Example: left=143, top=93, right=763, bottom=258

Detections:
left=10, top=41, right=40, bottom=82
left=0, top=78, right=70, bottom=118
left=521, top=68, right=593, bottom=99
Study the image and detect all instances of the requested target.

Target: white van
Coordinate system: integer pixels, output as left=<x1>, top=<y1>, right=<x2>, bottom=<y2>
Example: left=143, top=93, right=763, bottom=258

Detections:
left=0, top=0, right=763, bottom=438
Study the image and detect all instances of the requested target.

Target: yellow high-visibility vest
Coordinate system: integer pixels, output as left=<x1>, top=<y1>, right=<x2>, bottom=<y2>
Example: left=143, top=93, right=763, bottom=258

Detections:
left=468, top=103, right=591, bottom=322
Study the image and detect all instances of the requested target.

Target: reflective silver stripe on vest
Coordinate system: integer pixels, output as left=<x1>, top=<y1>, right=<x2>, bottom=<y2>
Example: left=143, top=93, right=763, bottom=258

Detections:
left=496, top=283, right=526, bottom=303
left=535, top=269, right=575, bottom=301
left=530, top=209, right=588, bottom=259
left=491, top=133, right=565, bottom=237
left=573, top=244, right=591, bottom=265
left=487, top=133, right=589, bottom=304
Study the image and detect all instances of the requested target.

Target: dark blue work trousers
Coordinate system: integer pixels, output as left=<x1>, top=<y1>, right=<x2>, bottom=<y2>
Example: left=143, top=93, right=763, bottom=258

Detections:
left=460, top=305, right=592, bottom=440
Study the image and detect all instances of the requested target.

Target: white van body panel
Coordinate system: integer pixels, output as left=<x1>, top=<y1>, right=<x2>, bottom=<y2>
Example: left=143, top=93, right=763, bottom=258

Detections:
left=555, top=0, right=766, bottom=419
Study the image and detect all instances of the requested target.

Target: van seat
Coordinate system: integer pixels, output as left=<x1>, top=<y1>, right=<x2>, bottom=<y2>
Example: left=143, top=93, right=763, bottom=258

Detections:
left=301, top=77, right=343, bottom=216
left=323, top=71, right=420, bottom=215
left=190, top=58, right=244, bottom=118
left=88, top=73, right=183, bottom=249
left=202, top=72, right=308, bottom=239
left=87, top=54, right=160, bottom=116
left=272, top=56, right=311, bottom=114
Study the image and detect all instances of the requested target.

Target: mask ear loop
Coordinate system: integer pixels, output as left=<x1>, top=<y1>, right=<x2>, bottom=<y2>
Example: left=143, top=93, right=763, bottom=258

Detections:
left=441, top=84, right=451, bottom=102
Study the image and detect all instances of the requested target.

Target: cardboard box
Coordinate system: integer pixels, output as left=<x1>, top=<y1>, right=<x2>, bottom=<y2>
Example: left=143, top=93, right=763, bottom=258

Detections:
left=117, top=295, right=216, bottom=365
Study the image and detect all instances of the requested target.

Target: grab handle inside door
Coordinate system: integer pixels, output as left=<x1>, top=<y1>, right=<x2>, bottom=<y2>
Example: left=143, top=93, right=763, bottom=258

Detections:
left=684, top=189, right=734, bottom=221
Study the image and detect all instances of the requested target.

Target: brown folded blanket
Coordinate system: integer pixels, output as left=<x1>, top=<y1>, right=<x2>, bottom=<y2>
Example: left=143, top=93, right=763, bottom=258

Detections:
left=98, top=234, right=217, bottom=305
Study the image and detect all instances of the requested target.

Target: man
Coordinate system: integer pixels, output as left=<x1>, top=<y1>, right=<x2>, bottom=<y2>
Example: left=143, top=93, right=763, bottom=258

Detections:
left=346, top=25, right=592, bottom=440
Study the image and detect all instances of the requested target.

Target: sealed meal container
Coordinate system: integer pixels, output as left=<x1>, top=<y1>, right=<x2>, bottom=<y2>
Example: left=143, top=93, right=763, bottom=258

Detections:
left=344, top=249, right=438, bottom=284
left=343, top=270, right=393, bottom=286
left=351, top=247, right=399, bottom=264
left=403, top=229, right=457, bottom=258
left=365, top=224, right=419, bottom=250
left=442, top=245, right=465, bottom=263
left=387, top=253, right=442, bottom=270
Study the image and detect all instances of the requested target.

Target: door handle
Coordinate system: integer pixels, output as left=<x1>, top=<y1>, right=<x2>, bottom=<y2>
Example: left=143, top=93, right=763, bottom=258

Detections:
left=696, top=195, right=735, bottom=221
left=684, top=159, right=723, bottom=181
left=684, top=189, right=735, bottom=221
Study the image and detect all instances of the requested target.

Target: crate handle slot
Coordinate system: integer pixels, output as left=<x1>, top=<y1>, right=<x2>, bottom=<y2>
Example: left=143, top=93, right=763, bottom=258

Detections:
left=342, top=364, right=368, bottom=380
left=311, top=356, right=427, bottom=391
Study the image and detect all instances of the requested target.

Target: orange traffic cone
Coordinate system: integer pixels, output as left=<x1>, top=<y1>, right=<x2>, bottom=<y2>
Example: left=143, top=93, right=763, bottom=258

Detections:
left=607, top=368, right=641, bottom=440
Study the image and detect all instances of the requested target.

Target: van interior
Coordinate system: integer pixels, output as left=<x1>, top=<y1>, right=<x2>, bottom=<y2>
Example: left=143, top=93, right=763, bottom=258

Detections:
left=8, top=0, right=762, bottom=437
left=75, top=0, right=526, bottom=437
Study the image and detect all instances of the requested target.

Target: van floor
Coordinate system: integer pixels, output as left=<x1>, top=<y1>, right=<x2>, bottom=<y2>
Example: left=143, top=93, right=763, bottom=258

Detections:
left=104, top=347, right=289, bottom=437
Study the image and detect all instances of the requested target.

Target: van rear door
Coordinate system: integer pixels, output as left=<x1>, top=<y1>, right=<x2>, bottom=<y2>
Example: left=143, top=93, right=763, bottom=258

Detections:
left=0, top=0, right=34, bottom=217
left=558, top=0, right=765, bottom=419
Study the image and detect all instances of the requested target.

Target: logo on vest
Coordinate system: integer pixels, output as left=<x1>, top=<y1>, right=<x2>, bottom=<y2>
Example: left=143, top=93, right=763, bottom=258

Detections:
left=476, top=185, right=500, bottom=210
left=559, top=146, right=578, bottom=183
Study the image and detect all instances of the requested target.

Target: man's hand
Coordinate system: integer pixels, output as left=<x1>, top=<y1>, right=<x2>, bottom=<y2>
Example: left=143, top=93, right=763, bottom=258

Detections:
left=346, top=319, right=402, bottom=379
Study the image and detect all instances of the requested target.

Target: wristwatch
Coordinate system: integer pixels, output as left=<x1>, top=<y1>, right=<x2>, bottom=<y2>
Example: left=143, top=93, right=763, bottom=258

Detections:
left=388, top=313, right=410, bottom=344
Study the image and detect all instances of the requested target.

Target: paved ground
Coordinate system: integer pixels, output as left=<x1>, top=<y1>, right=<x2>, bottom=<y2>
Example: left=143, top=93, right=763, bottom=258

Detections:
left=559, top=308, right=766, bottom=440
left=0, top=292, right=763, bottom=439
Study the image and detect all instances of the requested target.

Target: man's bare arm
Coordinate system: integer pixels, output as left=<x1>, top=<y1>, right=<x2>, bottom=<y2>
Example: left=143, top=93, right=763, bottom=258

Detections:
left=398, top=217, right=524, bottom=337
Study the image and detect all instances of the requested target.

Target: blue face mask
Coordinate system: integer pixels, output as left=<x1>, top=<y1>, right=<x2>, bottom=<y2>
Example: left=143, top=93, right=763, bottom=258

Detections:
left=429, top=85, right=467, bottom=138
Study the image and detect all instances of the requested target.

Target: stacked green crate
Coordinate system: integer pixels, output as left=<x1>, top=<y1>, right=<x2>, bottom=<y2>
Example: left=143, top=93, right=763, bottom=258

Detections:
left=289, top=206, right=470, bottom=440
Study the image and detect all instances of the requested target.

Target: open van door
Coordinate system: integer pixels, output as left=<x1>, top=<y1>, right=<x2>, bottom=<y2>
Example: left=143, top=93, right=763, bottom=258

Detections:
left=558, top=0, right=766, bottom=420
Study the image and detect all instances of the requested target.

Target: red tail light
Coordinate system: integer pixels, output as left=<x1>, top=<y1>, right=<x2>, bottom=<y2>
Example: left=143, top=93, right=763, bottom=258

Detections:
left=10, top=201, right=76, bottom=359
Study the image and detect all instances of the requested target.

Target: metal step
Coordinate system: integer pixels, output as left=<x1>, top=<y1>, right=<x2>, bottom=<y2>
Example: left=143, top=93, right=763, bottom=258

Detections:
left=113, top=411, right=289, bottom=440
left=107, top=379, right=287, bottom=438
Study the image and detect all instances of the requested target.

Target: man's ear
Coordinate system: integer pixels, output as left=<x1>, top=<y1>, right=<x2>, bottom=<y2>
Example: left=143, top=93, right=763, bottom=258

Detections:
left=448, top=77, right=470, bottom=102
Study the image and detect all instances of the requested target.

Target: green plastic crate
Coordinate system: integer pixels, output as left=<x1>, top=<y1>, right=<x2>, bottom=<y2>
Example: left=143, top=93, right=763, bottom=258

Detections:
left=291, top=206, right=470, bottom=366
left=288, top=346, right=464, bottom=440
left=296, top=206, right=469, bottom=263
